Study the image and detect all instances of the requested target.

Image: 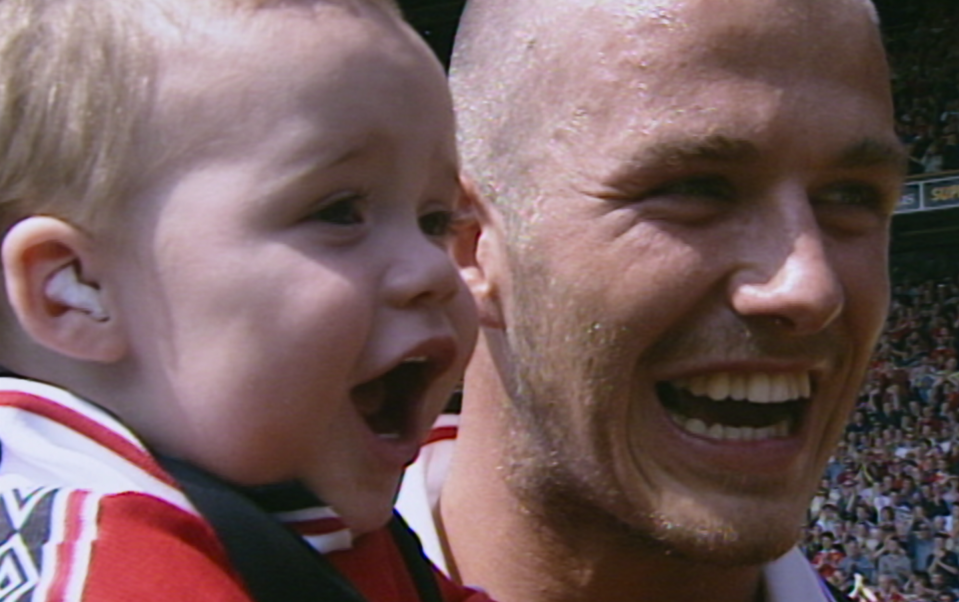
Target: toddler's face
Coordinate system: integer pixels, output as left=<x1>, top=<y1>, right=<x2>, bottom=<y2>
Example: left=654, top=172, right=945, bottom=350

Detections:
left=106, top=4, right=477, bottom=533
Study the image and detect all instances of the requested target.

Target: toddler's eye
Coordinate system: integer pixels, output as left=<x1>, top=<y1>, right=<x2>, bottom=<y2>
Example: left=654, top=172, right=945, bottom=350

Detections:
left=419, top=209, right=457, bottom=238
left=311, top=195, right=364, bottom=226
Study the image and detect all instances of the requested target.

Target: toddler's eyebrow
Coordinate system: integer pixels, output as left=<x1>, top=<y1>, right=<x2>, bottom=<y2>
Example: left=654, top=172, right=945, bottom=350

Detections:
left=322, top=143, right=367, bottom=169
left=282, top=130, right=374, bottom=174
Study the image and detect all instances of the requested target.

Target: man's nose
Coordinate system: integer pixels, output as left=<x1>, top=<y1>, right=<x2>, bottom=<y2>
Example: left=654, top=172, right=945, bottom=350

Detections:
left=728, top=211, right=844, bottom=336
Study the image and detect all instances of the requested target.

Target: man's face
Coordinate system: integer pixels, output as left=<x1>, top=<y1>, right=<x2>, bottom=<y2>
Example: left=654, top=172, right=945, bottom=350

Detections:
left=482, top=0, right=902, bottom=564
left=104, top=5, right=477, bottom=534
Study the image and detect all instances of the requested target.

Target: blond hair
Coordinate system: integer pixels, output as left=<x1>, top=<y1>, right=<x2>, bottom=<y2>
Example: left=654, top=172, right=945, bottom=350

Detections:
left=0, top=0, right=153, bottom=235
left=0, top=0, right=400, bottom=237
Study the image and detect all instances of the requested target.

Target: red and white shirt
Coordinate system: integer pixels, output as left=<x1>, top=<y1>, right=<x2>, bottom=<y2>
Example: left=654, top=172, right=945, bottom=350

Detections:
left=0, top=377, right=252, bottom=601
left=0, top=378, right=490, bottom=602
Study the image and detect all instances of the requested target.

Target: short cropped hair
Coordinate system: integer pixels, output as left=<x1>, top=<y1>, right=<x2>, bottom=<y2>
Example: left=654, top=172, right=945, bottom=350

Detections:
left=0, top=0, right=400, bottom=237
left=450, top=0, right=881, bottom=233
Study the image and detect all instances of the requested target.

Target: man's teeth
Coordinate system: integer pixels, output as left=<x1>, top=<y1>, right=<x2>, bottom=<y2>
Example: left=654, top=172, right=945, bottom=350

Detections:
left=668, top=413, right=792, bottom=441
left=673, top=371, right=810, bottom=403
left=662, top=371, right=808, bottom=441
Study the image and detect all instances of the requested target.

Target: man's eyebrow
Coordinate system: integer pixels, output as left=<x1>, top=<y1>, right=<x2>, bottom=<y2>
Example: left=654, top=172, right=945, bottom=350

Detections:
left=593, top=135, right=759, bottom=194
left=640, top=135, right=908, bottom=173
left=835, top=138, right=908, bottom=173
left=646, top=135, right=761, bottom=166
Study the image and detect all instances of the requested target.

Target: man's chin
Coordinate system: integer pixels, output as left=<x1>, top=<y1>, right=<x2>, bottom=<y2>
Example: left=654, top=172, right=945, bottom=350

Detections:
left=637, top=510, right=800, bottom=567
left=527, top=476, right=801, bottom=568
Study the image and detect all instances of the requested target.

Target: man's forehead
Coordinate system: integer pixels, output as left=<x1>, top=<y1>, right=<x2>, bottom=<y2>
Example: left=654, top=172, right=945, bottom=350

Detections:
left=537, top=0, right=881, bottom=63
left=531, top=0, right=874, bottom=29
left=498, top=0, right=889, bottom=123
left=463, top=1, right=827, bottom=104
left=525, top=0, right=891, bottom=142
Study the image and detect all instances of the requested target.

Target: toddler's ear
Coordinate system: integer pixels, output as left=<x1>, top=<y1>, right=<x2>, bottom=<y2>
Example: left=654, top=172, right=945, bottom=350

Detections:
left=2, top=216, right=126, bottom=362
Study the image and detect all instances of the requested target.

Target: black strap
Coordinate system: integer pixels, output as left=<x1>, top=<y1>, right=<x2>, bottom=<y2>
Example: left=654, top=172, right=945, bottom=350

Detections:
left=156, top=456, right=445, bottom=602
left=157, top=456, right=367, bottom=602
left=389, top=513, right=445, bottom=602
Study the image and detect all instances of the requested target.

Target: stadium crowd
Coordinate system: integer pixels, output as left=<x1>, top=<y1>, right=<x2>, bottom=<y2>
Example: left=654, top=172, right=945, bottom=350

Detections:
left=880, top=0, right=959, bottom=175
left=803, top=249, right=959, bottom=602
left=800, top=4, right=959, bottom=599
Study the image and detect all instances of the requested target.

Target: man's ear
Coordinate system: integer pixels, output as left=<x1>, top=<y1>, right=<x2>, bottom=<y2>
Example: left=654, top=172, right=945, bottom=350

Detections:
left=451, top=178, right=506, bottom=330
left=2, top=216, right=126, bottom=362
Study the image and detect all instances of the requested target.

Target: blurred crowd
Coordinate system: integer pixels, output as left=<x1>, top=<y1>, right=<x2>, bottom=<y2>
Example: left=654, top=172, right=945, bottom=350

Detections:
left=803, top=249, right=959, bottom=601
left=879, top=0, right=959, bottom=176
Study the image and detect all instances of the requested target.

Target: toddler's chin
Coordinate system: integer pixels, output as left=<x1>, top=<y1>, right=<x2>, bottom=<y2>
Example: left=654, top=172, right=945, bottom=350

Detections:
left=343, top=503, right=397, bottom=536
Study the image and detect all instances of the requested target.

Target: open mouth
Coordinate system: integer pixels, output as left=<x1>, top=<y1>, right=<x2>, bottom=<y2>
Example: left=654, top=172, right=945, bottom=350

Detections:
left=351, top=358, right=434, bottom=440
left=656, top=372, right=811, bottom=442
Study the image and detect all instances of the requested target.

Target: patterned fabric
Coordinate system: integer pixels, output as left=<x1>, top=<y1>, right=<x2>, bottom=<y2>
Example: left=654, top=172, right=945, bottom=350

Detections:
left=0, top=378, right=251, bottom=602
left=0, top=486, right=66, bottom=600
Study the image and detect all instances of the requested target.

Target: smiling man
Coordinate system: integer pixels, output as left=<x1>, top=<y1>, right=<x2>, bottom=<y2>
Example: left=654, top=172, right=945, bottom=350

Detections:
left=405, top=0, right=906, bottom=601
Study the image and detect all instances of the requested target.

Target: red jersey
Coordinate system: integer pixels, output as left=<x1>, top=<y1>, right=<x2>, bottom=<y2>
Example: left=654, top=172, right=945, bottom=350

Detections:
left=0, top=378, right=491, bottom=602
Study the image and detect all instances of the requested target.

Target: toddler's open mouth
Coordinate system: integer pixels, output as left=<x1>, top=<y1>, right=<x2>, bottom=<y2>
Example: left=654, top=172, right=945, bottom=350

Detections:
left=352, top=359, right=431, bottom=439
left=351, top=339, right=456, bottom=442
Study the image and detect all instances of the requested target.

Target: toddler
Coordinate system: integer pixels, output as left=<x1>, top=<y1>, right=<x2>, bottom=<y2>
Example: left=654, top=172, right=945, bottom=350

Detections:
left=0, top=0, right=480, bottom=600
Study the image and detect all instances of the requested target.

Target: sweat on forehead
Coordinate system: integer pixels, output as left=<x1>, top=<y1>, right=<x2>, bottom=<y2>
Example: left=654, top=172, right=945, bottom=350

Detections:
left=0, top=0, right=400, bottom=239
left=451, top=0, right=885, bottom=218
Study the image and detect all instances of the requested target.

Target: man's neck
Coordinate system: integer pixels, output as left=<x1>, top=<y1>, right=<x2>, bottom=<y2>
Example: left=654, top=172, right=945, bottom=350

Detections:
left=440, top=344, right=764, bottom=602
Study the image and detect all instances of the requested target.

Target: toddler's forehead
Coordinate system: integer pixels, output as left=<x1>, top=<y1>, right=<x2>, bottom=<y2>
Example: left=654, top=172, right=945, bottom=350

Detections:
left=141, top=1, right=440, bottom=162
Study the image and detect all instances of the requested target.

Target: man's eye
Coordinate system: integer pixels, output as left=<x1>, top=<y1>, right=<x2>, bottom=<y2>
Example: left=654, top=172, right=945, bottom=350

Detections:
left=612, top=175, right=735, bottom=224
left=816, top=184, right=889, bottom=213
left=650, top=176, right=736, bottom=201
left=813, top=183, right=893, bottom=235
left=419, top=209, right=457, bottom=238
left=311, top=195, right=364, bottom=225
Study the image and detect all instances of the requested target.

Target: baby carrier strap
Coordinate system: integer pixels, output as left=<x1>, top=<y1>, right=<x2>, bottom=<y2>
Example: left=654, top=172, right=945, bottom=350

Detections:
left=156, top=456, right=444, bottom=602
left=157, top=455, right=366, bottom=602
left=388, top=511, right=445, bottom=602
